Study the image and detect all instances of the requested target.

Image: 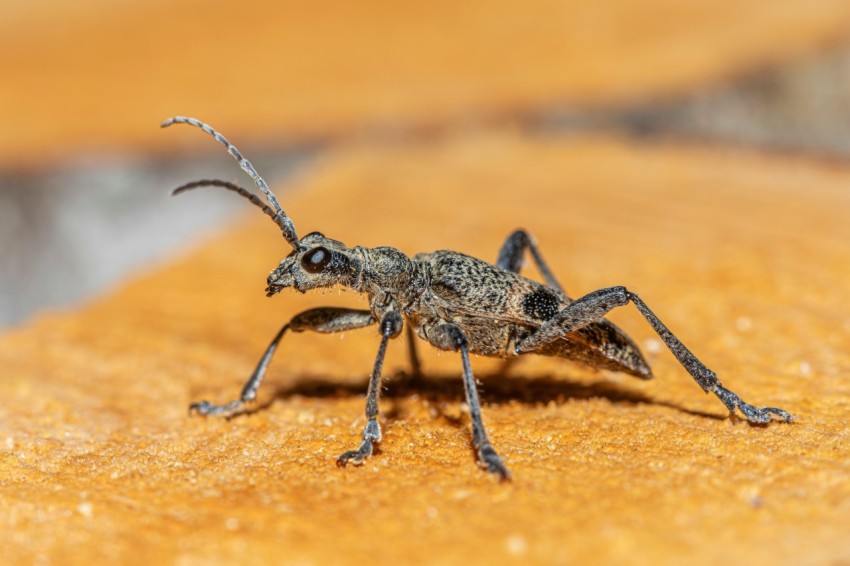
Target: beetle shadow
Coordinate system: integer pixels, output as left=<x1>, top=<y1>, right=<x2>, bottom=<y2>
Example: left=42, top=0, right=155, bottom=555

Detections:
left=259, top=365, right=727, bottom=424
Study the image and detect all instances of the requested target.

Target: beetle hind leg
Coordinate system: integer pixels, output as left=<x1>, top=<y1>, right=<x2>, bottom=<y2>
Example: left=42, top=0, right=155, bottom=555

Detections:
left=516, top=286, right=794, bottom=424
left=713, top=386, right=793, bottom=424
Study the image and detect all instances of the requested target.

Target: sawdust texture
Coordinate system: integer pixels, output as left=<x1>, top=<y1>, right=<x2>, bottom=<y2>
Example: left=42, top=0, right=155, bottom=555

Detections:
left=4, top=0, right=850, bottom=166
left=2, top=132, right=850, bottom=564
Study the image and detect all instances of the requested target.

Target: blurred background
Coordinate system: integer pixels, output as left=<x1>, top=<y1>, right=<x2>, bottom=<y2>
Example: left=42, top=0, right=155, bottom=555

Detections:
left=3, top=0, right=850, bottom=327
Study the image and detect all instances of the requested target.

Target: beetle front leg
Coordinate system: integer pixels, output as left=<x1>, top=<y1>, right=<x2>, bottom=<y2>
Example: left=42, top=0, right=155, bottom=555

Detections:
left=337, top=311, right=403, bottom=468
left=190, top=307, right=376, bottom=418
left=516, top=287, right=794, bottom=424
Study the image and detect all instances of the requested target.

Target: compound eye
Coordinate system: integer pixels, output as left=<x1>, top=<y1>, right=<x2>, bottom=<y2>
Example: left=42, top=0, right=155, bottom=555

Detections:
left=301, top=246, right=332, bottom=273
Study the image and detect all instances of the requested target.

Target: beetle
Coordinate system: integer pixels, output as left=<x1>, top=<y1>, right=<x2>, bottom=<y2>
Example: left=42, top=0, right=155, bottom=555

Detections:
left=163, top=116, right=793, bottom=481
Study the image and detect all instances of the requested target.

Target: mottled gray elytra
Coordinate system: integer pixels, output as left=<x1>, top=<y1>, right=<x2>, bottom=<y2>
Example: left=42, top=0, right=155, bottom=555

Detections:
left=162, top=116, right=793, bottom=481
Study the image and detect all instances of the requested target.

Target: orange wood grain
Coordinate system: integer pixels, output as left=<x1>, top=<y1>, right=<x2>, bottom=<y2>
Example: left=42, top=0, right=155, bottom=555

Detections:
left=3, top=0, right=850, bottom=167
left=2, top=132, right=849, bottom=563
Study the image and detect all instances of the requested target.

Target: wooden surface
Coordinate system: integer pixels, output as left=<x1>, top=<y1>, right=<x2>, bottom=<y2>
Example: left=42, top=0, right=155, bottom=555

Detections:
left=4, top=0, right=850, bottom=167
left=2, top=132, right=850, bottom=564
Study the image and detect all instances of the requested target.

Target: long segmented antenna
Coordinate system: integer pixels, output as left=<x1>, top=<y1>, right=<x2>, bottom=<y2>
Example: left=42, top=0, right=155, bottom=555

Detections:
left=161, top=116, right=301, bottom=251
left=172, top=179, right=291, bottom=232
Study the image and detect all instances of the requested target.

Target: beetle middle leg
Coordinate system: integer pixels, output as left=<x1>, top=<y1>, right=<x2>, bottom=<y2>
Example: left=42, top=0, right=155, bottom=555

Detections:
left=190, top=307, right=376, bottom=418
left=404, top=323, right=423, bottom=379
left=427, top=322, right=511, bottom=481
left=516, top=286, right=794, bottom=424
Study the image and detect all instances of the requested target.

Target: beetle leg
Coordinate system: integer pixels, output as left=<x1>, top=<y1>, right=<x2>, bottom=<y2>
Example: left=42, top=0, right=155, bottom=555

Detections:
left=496, top=229, right=566, bottom=295
left=428, top=323, right=511, bottom=481
left=190, top=307, right=376, bottom=418
left=337, top=311, right=403, bottom=467
left=516, top=286, right=794, bottom=424
left=405, top=322, right=423, bottom=379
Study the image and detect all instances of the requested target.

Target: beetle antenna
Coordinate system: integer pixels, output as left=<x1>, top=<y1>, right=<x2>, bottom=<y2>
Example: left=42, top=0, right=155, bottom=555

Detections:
left=162, top=116, right=301, bottom=251
left=172, top=179, right=291, bottom=232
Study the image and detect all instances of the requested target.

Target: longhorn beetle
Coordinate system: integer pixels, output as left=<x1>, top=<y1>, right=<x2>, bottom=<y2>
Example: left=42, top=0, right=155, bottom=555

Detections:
left=162, top=116, right=793, bottom=481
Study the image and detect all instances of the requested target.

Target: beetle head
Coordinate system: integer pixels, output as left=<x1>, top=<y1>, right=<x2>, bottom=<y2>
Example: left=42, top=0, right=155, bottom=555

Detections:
left=266, top=232, right=361, bottom=296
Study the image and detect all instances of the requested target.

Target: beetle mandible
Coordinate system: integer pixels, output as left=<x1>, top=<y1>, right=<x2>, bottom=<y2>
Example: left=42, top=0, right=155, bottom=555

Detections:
left=162, top=116, right=793, bottom=481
